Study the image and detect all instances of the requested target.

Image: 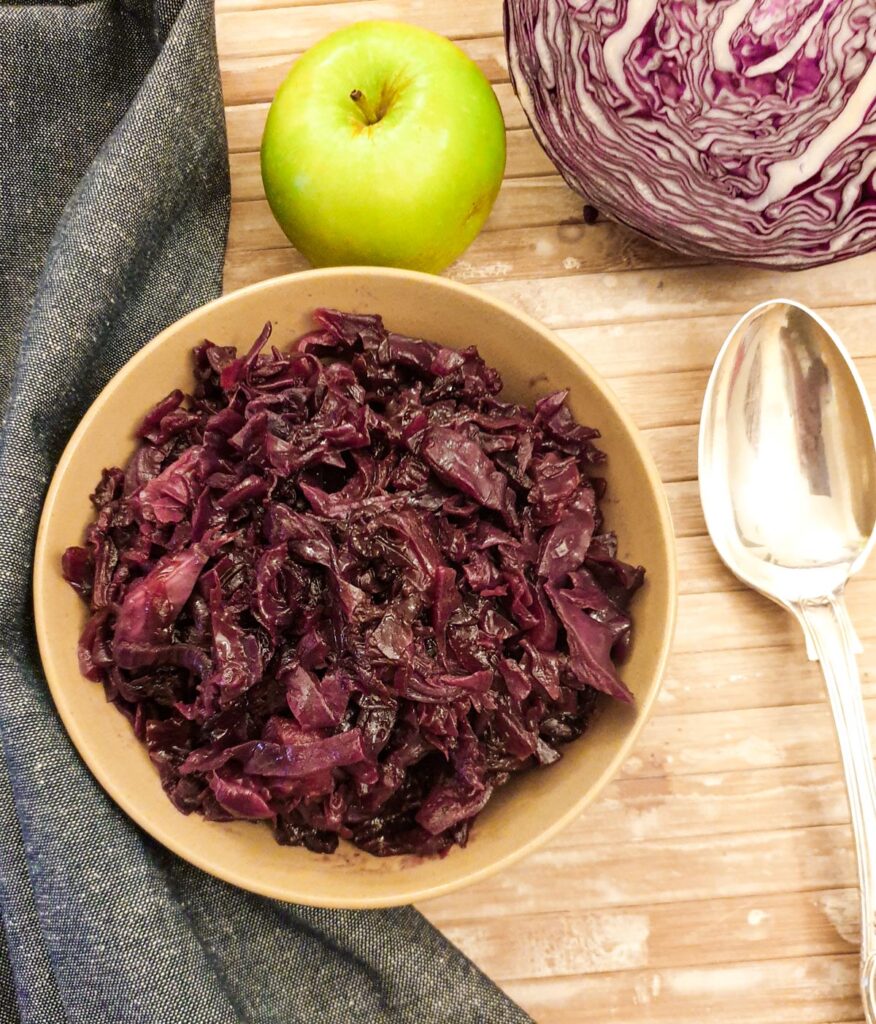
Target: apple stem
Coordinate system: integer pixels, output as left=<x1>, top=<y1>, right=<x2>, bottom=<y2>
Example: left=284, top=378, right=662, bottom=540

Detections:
left=350, top=88, right=381, bottom=126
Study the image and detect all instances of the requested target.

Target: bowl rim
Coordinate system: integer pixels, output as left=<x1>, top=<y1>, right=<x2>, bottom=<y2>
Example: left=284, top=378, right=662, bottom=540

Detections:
left=33, top=266, right=677, bottom=907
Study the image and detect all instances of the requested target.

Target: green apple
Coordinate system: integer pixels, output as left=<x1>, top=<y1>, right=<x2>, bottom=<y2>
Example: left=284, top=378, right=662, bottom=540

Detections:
left=260, top=20, right=506, bottom=274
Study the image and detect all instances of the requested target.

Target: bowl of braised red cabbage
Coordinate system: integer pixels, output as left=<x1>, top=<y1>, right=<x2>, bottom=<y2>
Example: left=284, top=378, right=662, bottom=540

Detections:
left=34, top=268, right=675, bottom=908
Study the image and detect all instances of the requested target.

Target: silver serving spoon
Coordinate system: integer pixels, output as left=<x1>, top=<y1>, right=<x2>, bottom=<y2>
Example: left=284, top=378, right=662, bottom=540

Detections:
left=699, top=299, right=876, bottom=1018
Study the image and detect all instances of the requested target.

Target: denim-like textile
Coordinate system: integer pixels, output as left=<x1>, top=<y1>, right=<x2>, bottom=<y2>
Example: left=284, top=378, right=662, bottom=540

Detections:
left=0, top=2, right=533, bottom=1021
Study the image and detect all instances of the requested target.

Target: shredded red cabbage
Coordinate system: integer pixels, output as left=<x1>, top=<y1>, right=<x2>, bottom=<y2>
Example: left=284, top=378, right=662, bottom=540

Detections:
left=62, top=310, right=644, bottom=857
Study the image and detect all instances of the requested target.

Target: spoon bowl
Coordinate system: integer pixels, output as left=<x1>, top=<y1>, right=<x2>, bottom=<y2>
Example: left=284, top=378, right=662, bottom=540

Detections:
left=700, top=299, right=876, bottom=603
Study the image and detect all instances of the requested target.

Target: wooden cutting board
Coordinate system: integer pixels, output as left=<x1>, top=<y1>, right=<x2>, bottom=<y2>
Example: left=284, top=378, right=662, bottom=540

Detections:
left=216, top=2, right=876, bottom=1020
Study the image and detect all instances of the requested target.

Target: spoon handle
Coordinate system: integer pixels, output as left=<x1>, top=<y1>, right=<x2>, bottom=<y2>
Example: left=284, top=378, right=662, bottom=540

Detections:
left=795, top=593, right=876, bottom=1023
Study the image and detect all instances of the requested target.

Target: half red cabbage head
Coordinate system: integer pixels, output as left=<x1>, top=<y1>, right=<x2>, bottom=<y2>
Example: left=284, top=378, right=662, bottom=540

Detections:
left=505, top=0, right=876, bottom=268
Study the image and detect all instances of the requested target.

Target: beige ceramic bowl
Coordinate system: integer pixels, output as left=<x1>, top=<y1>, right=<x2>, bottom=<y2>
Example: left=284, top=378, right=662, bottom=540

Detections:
left=34, top=267, right=676, bottom=908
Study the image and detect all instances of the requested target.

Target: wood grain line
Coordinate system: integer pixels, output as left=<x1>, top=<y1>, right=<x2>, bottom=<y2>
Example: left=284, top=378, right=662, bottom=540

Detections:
left=216, top=1, right=504, bottom=59
left=479, top=257, right=876, bottom=331
left=423, top=887, right=861, bottom=980
left=423, top=822, right=859, bottom=919
left=498, top=953, right=860, bottom=1024
left=219, top=36, right=509, bottom=105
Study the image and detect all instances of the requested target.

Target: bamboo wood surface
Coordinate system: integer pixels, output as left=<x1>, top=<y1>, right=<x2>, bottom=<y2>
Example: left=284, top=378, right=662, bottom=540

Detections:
left=217, top=4, right=876, bottom=1019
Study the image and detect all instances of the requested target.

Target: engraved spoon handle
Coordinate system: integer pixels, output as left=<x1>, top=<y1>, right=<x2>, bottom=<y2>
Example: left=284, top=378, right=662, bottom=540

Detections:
left=795, top=593, right=876, bottom=1023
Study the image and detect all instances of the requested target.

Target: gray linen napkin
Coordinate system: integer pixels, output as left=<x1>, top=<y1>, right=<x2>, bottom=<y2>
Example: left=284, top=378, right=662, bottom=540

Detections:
left=0, top=2, right=533, bottom=1020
